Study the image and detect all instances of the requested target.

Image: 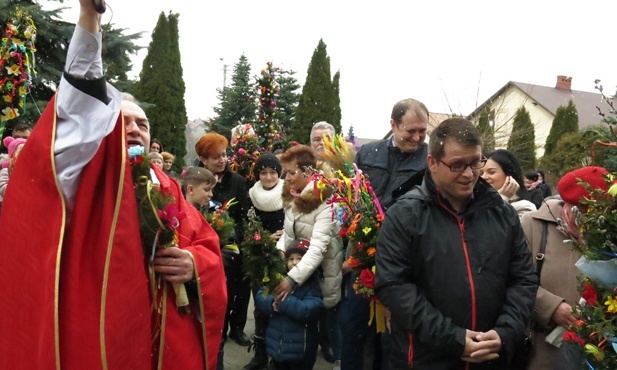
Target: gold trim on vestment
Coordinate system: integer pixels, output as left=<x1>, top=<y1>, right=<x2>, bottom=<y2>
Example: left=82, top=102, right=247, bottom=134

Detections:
left=99, top=112, right=126, bottom=370
left=188, top=252, right=209, bottom=368
left=157, top=285, right=168, bottom=370
left=51, top=94, right=67, bottom=370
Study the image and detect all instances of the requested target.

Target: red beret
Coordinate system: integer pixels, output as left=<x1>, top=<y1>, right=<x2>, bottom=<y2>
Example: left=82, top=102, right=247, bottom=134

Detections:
left=557, top=166, right=610, bottom=206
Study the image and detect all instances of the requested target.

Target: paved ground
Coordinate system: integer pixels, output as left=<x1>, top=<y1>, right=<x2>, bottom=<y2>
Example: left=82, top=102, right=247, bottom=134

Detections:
left=221, top=295, right=333, bottom=370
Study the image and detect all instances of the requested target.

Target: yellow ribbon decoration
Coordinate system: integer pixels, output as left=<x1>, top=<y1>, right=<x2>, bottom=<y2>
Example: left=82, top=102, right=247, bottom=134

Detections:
left=368, top=300, right=387, bottom=333
left=222, top=244, right=240, bottom=254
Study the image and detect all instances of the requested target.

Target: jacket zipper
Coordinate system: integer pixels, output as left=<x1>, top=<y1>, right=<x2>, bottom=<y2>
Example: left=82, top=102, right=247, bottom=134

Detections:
left=437, top=195, right=477, bottom=370
left=407, top=332, right=414, bottom=368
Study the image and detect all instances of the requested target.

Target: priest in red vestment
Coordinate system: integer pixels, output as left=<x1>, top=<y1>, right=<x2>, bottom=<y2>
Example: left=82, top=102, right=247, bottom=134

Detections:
left=0, top=1, right=226, bottom=369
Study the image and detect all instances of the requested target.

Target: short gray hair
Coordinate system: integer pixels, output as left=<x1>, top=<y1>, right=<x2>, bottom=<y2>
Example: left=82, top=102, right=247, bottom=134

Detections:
left=121, top=92, right=139, bottom=103
left=310, top=121, right=335, bottom=141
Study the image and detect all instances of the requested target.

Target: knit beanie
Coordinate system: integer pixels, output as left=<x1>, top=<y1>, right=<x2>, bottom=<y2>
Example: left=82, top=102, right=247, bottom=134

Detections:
left=3, top=136, right=26, bottom=158
left=557, top=166, right=610, bottom=206
left=254, top=153, right=282, bottom=177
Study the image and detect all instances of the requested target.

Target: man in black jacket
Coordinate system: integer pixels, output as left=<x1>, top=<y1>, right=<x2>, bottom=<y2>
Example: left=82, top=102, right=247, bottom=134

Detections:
left=340, top=98, right=429, bottom=370
left=375, top=118, right=537, bottom=369
left=355, top=98, right=429, bottom=210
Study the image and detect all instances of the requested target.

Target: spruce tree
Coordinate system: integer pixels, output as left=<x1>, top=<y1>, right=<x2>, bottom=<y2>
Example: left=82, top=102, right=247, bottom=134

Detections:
left=347, top=124, right=355, bottom=138
left=294, top=39, right=337, bottom=143
left=476, top=107, right=495, bottom=152
left=275, top=68, right=300, bottom=138
left=507, top=106, right=536, bottom=171
left=131, top=12, right=187, bottom=171
left=544, top=99, right=579, bottom=156
left=211, top=54, right=254, bottom=140
left=331, top=70, right=342, bottom=131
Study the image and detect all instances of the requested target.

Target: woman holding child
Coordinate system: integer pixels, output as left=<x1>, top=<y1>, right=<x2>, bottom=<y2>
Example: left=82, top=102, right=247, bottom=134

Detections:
left=273, top=145, right=343, bottom=321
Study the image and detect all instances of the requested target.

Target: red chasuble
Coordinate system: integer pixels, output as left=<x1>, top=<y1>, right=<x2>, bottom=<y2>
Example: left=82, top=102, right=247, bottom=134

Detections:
left=0, top=95, right=227, bottom=370
left=0, top=96, right=152, bottom=369
left=151, top=166, right=227, bottom=370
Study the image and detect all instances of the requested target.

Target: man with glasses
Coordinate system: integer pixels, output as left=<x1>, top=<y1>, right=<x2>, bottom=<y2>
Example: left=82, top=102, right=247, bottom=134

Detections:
left=310, top=121, right=335, bottom=156
left=374, top=118, right=537, bottom=369
left=340, top=98, right=429, bottom=370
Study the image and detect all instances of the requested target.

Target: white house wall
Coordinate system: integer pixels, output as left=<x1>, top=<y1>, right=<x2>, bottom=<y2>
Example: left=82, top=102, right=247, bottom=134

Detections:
left=485, top=86, right=554, bottom=158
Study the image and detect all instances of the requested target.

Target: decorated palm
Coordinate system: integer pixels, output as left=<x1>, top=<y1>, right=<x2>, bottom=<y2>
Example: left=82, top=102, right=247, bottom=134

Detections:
left=241, top=208, right=286, bottom=295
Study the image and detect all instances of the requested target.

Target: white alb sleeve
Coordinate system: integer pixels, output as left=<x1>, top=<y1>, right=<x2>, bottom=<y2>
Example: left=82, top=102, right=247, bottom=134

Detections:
left=54, top=25, right=121, bottom=211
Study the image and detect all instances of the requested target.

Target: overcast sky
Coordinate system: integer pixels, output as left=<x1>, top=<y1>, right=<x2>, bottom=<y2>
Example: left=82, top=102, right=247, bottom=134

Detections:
left=57, top=0, right=617, bottom=139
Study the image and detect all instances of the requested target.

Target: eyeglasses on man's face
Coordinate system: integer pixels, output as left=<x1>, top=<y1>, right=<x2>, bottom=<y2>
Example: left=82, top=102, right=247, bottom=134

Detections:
left=438, top=157, right=487, bottom=172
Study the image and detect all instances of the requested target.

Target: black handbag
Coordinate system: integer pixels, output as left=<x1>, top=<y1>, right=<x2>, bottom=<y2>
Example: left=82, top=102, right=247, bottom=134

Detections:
left=511, top=220, right=548, bottom=370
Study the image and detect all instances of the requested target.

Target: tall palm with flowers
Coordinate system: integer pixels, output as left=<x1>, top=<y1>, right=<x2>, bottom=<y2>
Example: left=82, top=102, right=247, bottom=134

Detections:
left=241, top=208, right=286, bottom=295
left=129, top=146, right=189, bottom=312
left=562, top=89, right=617, bottom=369
left=313, top=134, right=388, bottom=332
left=203, top=198, right=237, bottom=247
left=561, top=176, right=617, bottom=370
left=0, top=9, right=37, bottom=139
left=229, top=123, right=263, bottom=187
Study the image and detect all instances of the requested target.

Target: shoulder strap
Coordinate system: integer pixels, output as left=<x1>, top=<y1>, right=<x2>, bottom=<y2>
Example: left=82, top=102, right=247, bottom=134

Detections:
left=535, top=221, right=549, bottom=284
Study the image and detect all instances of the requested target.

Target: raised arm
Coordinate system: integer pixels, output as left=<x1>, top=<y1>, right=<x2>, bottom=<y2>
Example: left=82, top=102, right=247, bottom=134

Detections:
left=78, top=0, right=101, bottom=34
left=54, top=0, right=121, bottom=211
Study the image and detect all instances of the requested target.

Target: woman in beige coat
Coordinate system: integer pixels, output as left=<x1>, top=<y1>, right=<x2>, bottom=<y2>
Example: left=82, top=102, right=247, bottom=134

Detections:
left=521, top=198, right=581, bottom=369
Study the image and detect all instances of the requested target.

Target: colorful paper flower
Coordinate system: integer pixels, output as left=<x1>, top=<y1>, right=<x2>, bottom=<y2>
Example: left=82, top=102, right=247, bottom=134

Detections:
left=605, top=295, right=617, bottom=313
left=156, top=204, right=186, bottom=230
left=347, top=257, right=360, bottom=268
left=582, top=282, right=599, bottom=306
left=359, top=268, right=375, bottom=289
left=564, top=331, right=585, bottom=346
left=1, top=107, right=18, bottom=121
left=5, top=64, right=20, bottom=76
left=128, top=145, right=145, bottom=158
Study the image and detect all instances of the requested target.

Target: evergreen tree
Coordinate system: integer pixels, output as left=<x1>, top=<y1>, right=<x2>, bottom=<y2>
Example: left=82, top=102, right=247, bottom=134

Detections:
left=476, top=107, right=495, bottom=152
left=540, top=127, right=617, bottom=177
left=331, top=70, right=342, bottom=131
left=507, top=106, right=536, bottom=171
left=347, top=124, right=355, bottom=138
left=294, top=39, right=338, bottom=143
left=275, top=68, right=300, bottom=137
left=0, top=0, right=141, bottom=129
left=544, top=99, right=579, bottom=156
left=101, top=24, right=143, bottom=92
left=211, top=54, right=254, bottom=140
left=131, top=12, right=187, bottom=171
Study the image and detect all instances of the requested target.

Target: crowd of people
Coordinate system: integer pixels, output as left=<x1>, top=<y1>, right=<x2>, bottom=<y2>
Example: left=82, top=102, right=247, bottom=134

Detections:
left=0, top=1, right=608, bottom=370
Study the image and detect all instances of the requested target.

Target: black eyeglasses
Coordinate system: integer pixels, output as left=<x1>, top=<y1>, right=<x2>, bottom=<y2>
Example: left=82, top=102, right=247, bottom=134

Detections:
left=438, top=157, right=487, bottom=172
